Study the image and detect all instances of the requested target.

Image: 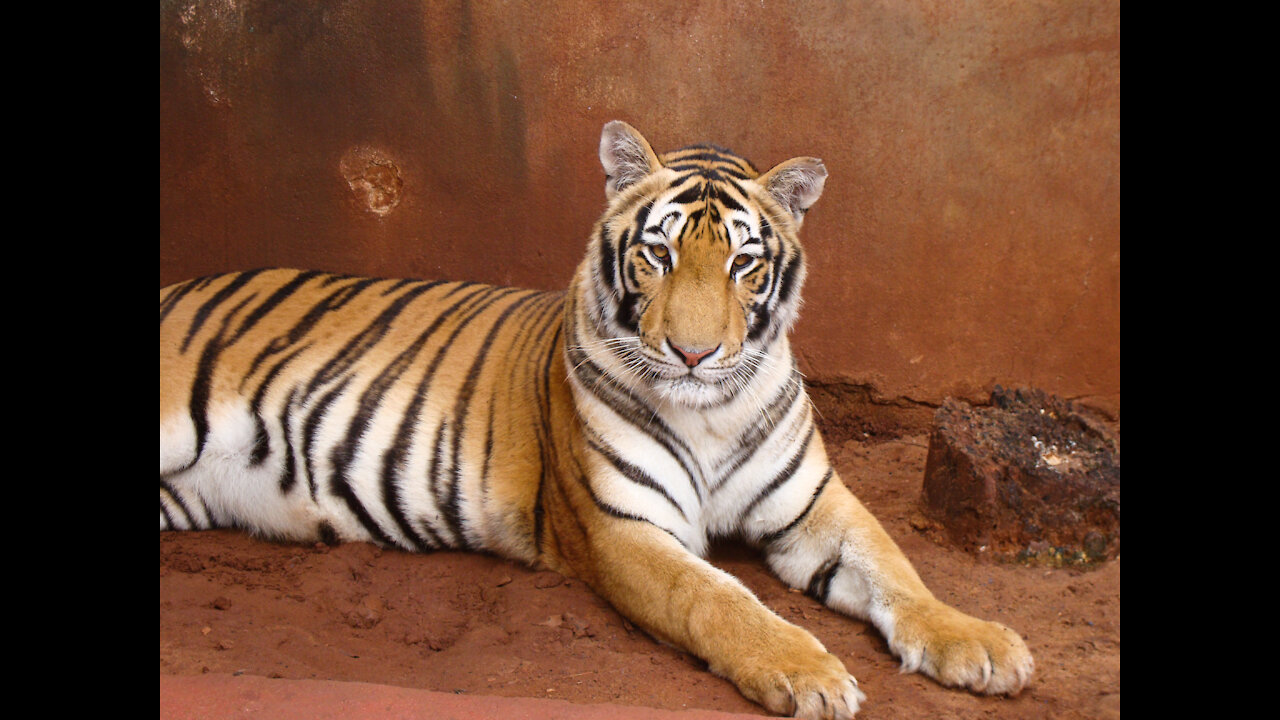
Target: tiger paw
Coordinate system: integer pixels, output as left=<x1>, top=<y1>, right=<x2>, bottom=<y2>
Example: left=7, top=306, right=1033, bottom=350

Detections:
left=890, top=600, right=1034, bottom=696
left=727, top=626, right=866, bottom=719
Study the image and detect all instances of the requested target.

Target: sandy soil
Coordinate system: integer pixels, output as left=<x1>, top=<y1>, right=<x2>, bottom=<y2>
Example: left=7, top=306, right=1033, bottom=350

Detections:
left=159, top=431, right=1120, bottom=719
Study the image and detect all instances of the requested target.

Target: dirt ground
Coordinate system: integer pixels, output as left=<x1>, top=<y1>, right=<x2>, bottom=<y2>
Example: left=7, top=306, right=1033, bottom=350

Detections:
left=159, top=427, right=1120, bottom=719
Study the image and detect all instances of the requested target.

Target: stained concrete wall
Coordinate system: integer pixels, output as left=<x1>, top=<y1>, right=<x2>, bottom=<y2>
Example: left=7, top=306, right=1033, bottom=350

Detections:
left=159, top=0, right=1120, bottom=418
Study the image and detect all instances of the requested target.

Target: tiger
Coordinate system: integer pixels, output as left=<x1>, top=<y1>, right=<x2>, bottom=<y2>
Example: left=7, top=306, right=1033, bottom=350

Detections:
left=159, top=120, right=1033, bottom=719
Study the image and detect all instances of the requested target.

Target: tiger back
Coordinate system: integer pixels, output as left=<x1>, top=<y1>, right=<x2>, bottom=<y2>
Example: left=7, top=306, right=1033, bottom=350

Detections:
left=160, top=121, right=1033, bottom=719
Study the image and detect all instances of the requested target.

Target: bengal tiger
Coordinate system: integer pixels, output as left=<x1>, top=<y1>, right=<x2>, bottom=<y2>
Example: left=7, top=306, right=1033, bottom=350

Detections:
left=159, top=121, right=1033, bottom=719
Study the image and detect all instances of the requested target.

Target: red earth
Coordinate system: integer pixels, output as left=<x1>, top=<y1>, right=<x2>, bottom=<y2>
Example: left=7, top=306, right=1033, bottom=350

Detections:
left=159, top=429, right=1120, bottom=719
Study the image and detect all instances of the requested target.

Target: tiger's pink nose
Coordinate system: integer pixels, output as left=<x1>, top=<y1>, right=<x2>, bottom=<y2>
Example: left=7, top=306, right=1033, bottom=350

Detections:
left=669, top=341, right=718, bottom=367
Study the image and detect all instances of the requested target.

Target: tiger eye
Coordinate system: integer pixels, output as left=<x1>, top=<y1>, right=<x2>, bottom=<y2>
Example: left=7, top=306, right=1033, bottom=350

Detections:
left=652, top=245, right=670, bottom=259
left=732, top=254, right=752, bottom=267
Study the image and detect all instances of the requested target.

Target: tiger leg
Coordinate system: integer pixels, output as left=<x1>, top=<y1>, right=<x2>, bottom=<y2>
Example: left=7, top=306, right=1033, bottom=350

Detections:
left=761, top=473, right=1034, bottom=695
left=585, top=520, right=865, bottom=720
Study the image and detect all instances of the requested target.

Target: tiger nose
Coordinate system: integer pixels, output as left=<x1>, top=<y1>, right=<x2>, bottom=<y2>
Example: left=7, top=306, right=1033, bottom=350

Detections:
left=668, top=340, right=719, bottom=367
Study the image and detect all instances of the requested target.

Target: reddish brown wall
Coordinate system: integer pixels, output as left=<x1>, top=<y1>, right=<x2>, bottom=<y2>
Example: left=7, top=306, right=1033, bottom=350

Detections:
left=159, top=0, right=1120, bottom=417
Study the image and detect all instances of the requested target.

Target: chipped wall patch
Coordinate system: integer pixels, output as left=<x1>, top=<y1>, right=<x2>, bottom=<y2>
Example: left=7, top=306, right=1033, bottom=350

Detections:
left=340, top=147, right=404, bottom=217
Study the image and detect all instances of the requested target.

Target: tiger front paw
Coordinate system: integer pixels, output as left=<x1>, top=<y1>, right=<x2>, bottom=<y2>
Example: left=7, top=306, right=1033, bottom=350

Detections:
left=890, top=600, right=1034, bottom=696
left=726, top=625, right=866, bottom=719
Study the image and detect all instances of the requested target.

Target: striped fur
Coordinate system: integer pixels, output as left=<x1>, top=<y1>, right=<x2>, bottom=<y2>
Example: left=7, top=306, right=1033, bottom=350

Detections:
left=160, top=122, right=1032, bottom=718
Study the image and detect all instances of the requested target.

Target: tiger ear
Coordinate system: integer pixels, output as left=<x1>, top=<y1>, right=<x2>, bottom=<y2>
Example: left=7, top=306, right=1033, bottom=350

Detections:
left=758, top=157, right=828, bottom=226
left=599, top=121, right=662, bottom=199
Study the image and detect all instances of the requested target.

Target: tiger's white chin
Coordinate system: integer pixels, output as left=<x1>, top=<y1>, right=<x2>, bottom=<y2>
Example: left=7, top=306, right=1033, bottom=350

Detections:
left=652, top=375, right=733, bottom=409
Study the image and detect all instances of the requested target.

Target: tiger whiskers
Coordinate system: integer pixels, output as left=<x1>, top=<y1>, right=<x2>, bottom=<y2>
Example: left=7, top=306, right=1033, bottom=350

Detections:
left=731, top=362, right=773, bottom=430
left=567, top=334, right=643, bottom=376
left=576, top=334, right=664, bottom=408
left=730, top=348, right=786, bottom=431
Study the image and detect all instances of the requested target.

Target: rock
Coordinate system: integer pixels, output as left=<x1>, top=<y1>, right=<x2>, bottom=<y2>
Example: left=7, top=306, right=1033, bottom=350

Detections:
left=920, top=386, right=1120, bottom=564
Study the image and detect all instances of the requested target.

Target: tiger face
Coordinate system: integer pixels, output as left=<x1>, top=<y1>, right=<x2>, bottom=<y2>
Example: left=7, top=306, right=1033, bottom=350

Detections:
left=578, top=121, right=828, bottom=409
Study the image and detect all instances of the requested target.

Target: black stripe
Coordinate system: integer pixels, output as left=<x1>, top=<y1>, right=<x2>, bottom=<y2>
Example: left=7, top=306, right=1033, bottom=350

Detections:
left=739, top=423, right=817, bottom=519
left=198, top=495, right=219, bottom=528
left=248, top=345, right=310, bottom=467
left=181, top=293, right=259, bottom=474
left=670, top=171, right=703, bottom=187
left=279, top=388, right=301, bottom=492
left=159, top=479, right=196, bottom=528
left=663, top=150, right=753, bottom=169
left=159, top=279, right=188, bottom=307
left=381, top=278, right=417, bottom=296
left=417, top=515, right=448, bottom=549
left=533, top=321, right=564, bottom=557
left=628, top=202, right=654, bottom=259
left=614, top=228, right=630, bottom=299
left=159, top=494, right=176, bottom=530
left=671, top=184, right=704, bottom=205
left=710, top=369, right=802, bottom=492
left=244, top=276, right=382, bottom=381
left=748, top=243, right=787, bottom=343
left=716, top=187, right=746, bottom=214
left=326, top=458, right=401, bottom=549
left=437, top=281, right=478, bottom=301
left=613, top=230, right=640, bottom=332
left=533, top=480, right=546, bottom=555
left=598, top=226, right=616, bottom=297
left=616, top=290, right=641, bottom=333
left=578, top=466, right=684, bottom=547
left=722, top=177, right=753, bottom=202
left=320, top=272, right=357, bottom=287
left=306, top=280, right=442, bottom=395
left=428, top=420, right=453, bottom=542
left=180, top=270, right=266, bottom=353
left=225, top=270, right=322, bottom=346
left=301, top=376, right=352, bottom=501
left=611, top=205, right=649, bottom=333
left=567, top=343, right=694, bottom=472
left=759, top=468, right=833, bottom=546
left=755, top=246, right=803, bottom=348
left=160, top=277, right=203, bottom=326
left=587, top=436, right=688, bottom=522
left=479, top=398, right=496, bottom=501
left=805, top=556, right=841, bottom=603
left=663, top=164, right=743, bottom=181
left=776, top=246, right=804, bottom=308
left=250, top=417, right=270, bottom=466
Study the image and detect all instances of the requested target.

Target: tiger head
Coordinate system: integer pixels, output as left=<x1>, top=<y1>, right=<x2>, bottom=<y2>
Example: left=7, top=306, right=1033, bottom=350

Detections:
left=573, top=121, right=827, bottom=409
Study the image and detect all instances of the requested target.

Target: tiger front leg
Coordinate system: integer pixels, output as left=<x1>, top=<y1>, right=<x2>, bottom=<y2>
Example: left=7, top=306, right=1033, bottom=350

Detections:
left=585, top=520, right=865, bottom=719
left=760, top=472, right=1034, bottom=696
